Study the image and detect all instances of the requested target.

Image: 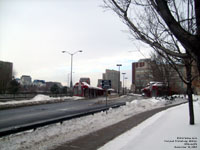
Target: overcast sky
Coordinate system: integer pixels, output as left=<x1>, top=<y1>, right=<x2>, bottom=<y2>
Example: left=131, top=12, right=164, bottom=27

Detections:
left=0, top=0, right=152, bottom=87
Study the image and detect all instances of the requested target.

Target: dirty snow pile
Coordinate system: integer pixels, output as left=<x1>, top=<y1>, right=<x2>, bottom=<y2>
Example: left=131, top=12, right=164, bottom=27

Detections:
left=0, top=94, right=84, bottom=109
left=0, top=96, right=193, bottom=150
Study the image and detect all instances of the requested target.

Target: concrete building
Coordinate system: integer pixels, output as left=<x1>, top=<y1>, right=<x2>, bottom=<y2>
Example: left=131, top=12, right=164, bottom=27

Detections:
left=0, top=60, right=13, bottom=93
left=102, top=69, right=121, bottom=92
left=20, top=75, right=32, bottom=86
left=132, top=59, right=152, bottom=93
left=192, top=63, right=200, bottom=94
left=132, top=59, right=187, bottom=94
left=168, top=65, right=186, bottom=94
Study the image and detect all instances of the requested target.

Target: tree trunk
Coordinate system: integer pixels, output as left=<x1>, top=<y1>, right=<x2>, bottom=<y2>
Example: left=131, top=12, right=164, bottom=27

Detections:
left=187, top=83, right=195, bottom=125
left=186, top=61, right=195, bottom=125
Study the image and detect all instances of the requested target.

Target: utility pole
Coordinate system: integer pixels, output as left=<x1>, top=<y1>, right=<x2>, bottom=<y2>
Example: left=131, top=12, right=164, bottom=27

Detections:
left=62, top=50, right=82, bottom=88
left=122, top=73, right=126, bottom=95
left=116, top=64, right=122, bottom=95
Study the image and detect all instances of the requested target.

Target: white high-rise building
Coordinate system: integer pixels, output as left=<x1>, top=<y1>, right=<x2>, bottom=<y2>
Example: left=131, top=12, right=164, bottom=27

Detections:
left=102, top=69, right=121, bottom=92
left=20, top=75, right=32, bottom=86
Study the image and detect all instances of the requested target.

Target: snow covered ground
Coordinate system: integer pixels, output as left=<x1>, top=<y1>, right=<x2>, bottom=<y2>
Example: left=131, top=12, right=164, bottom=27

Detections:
left=99, top=98, right=200, bottom=150
left=0, top=94, right=84, bottom=109
left=0, top=95, right=199, bottom=150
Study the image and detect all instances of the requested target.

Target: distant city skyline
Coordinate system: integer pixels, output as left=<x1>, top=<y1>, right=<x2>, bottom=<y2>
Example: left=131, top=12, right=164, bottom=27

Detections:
left=0, top=0, right=152, bottom=87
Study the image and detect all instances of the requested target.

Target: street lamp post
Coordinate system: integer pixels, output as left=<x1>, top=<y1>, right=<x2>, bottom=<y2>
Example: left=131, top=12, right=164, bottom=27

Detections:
left=122, top=73, right=126, bottom=95
left=67, top=72, right=75, bottom=86
left=125, top=77, right=128, bottom=94
left=116, top=64, right=122, bottom=95
left=62, top=50, right=82, bottom=88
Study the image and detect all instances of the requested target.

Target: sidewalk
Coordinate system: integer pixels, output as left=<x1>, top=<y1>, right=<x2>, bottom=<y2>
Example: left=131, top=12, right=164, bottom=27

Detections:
left=52, top=103, right=184, bottom=150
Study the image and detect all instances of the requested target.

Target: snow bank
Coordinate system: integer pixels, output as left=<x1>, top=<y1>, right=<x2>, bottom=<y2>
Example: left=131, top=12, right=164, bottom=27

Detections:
left=172, top=94, right=200, bottom=101
left=0, top=94, right=84, bottom=109
left=0, top=97, right=187, bottom=150
left=193, top=94, right=200, bottom=101
left=99, top=100, right=200, bottom=150
left=127, top=93, right=143, bottom=97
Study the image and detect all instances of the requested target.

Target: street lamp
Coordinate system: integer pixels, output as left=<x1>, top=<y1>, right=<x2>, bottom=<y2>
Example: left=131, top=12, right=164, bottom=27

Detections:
left=116, top=64, right=122, bottom=95
left=62, top=50, right=82, bottom=88
left=122, top=73, right=126, bottom=95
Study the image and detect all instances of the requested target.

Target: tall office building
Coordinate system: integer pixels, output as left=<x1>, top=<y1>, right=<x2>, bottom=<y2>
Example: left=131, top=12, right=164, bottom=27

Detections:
left=0, top=60, right=13, bottom=93
left=102, top=69, right=121, bottom=92
left=132, top=59, right=152, bottom=93
left=132, top=59, right=187, bottom=94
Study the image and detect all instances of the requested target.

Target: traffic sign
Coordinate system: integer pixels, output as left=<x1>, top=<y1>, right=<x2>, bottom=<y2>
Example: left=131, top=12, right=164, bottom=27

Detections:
left=101, top=80, right=111, bottom=89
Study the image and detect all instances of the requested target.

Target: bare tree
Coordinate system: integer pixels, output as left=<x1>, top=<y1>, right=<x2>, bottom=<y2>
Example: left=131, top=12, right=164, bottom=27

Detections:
left=149, top=52, right=174, bottom=92
left=103, top=0, right=200, bottom=72
left=103, top=0, right=199, bottom=125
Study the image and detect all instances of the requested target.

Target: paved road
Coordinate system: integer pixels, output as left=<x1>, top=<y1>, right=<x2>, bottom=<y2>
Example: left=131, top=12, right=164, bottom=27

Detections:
left=0, top=95, right=141, bottom=132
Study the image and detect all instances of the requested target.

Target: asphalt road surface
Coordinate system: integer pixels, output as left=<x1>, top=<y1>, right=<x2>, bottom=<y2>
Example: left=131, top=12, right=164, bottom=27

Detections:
left=0, top=95, right=142, bottom=132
